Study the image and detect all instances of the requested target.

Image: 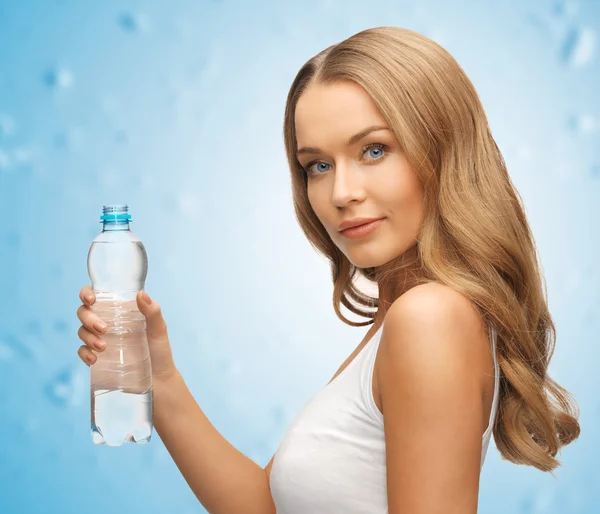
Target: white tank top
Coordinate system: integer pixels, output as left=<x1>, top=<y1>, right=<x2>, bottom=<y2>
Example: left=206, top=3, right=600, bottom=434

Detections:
left=269, top=317, right=501, bottom=513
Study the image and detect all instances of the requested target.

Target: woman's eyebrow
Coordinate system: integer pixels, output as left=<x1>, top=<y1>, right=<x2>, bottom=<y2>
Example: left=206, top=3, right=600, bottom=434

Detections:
left=296, top=125, right=390, bottom=156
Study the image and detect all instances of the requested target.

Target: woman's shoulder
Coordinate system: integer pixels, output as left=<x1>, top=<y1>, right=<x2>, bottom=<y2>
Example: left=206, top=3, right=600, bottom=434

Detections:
left=377, top=281, right=491, bottom=397
left=386, top=282, right=487, bottom=337
left=392, top=281, right=477, bottom=313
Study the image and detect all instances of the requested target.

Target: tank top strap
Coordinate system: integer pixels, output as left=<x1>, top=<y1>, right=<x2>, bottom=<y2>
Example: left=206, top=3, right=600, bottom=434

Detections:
left=359, top=324, right=385, bottom=422
left=487, top=325, right=501, bottom=425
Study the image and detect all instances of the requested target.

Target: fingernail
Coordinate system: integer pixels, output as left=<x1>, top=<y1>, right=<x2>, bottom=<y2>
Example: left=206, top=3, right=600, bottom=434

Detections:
left=142, top=291, right=152, bottom=305
left=85, top=294, right=94, bottom=304
left=94, top=340, right=106, bottom=350
left=94, top=321, right=107, bottom=333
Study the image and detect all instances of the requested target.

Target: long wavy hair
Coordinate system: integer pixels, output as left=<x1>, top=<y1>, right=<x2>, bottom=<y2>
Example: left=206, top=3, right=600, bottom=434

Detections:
left=282, top=26, right=580, bottom=473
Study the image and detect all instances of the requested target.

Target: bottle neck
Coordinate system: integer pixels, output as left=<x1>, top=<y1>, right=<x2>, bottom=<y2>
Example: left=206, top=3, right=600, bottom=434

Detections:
left=103, top=222, right=130, bottom=232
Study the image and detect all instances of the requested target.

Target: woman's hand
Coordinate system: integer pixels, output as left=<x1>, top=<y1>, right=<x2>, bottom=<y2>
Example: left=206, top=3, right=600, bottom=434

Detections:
left=76, top=285, right=179, bottom=383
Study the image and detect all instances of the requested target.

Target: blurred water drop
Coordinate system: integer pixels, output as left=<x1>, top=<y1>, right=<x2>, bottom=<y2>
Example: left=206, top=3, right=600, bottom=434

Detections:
left=45, top=365, right=86, bottom=407
left=118, top=11, right=151, bottom=33
left=0, top=332, right=34, bottom=360
left=552, top=0, right=578, bottom=19
left=567, top=113, right=597, bottom=134
left=43, top=66, right=74, bottom=89
left=561, top=26, right=596, bottom=67
left=26, top=319, right=42, bottom=337
left=52, top=318, right=69, bottom=334
left=0, top=145, right=34, bottom=173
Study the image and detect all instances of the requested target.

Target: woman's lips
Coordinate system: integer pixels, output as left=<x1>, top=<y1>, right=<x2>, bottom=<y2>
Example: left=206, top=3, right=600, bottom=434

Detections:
left=340, top=218, right=385, bottom=239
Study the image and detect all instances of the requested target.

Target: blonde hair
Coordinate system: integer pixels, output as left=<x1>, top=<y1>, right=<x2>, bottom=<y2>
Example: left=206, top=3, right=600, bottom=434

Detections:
left=282, top=26, right=580, bottom=473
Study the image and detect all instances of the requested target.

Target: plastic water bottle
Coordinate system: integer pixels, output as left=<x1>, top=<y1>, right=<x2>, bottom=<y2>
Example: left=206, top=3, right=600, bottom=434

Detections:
left=86, top=204, right=153, bottom=446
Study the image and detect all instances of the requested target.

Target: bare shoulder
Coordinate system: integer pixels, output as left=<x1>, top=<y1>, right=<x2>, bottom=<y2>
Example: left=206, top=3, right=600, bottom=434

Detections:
left=389, top=282, right=484, bottom=327
left=381, top=282, right=488, bottom=356
left=376, top=281, right=494, bottom=418
left=376, top=282, right=490, bottom=511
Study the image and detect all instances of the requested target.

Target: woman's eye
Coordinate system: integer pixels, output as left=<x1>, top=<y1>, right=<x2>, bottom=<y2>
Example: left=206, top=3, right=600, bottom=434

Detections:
left=303, top=143, right=389, bottom=176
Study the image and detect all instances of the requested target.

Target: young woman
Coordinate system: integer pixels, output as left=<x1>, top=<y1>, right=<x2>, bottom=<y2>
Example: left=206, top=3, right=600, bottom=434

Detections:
left=76, top=26, right=580, bottom=514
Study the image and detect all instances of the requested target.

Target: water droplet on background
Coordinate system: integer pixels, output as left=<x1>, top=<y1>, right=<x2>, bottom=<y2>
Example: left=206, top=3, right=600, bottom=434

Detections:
left=26, top=319, right=42, bottom=337
left=561, top=26, right=596, bottom=67
left=0, top=145, right=35, bottom=173
left=567, top=113, right=597, bottom=134
left=45, top=365, right=86, bottom=407
left=553, top=0, right=579, bottom=19
left=118, top=11, right=151, bottom=33
left=43, top=66, right=74, bottom=89
left=52, top=319, right=69, bottom=334
left=0, top=332, right=35, bottom=360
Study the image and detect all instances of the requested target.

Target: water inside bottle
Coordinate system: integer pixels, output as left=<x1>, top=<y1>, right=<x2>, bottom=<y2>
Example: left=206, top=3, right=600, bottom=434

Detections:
left=90, top=297, right=153, bottom=446
left=92, top=389, right=153, bottom=446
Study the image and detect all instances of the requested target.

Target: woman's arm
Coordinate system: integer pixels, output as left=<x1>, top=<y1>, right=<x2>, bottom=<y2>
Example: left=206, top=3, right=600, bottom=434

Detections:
left=154, top=371, right=276, bottom=514
left=378, top=283, right=490, bottom=514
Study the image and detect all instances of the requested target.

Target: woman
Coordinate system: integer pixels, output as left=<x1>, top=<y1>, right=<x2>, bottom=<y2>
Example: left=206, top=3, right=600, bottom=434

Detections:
left=76, top=26, right=580, bottom=513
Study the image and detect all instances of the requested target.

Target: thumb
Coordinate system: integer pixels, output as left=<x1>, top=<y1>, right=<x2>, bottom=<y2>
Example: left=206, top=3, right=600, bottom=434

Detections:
left=137, top=290, right=170, bottom=347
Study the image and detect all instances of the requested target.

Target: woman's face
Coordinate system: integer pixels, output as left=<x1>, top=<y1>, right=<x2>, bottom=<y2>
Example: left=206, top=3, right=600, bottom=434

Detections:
left=295, top=80, right=425, bottom=269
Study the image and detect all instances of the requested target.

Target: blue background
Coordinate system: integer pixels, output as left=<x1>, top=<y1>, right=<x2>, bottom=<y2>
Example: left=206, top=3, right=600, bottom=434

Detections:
left=0, top=0, right=598, bottom=512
